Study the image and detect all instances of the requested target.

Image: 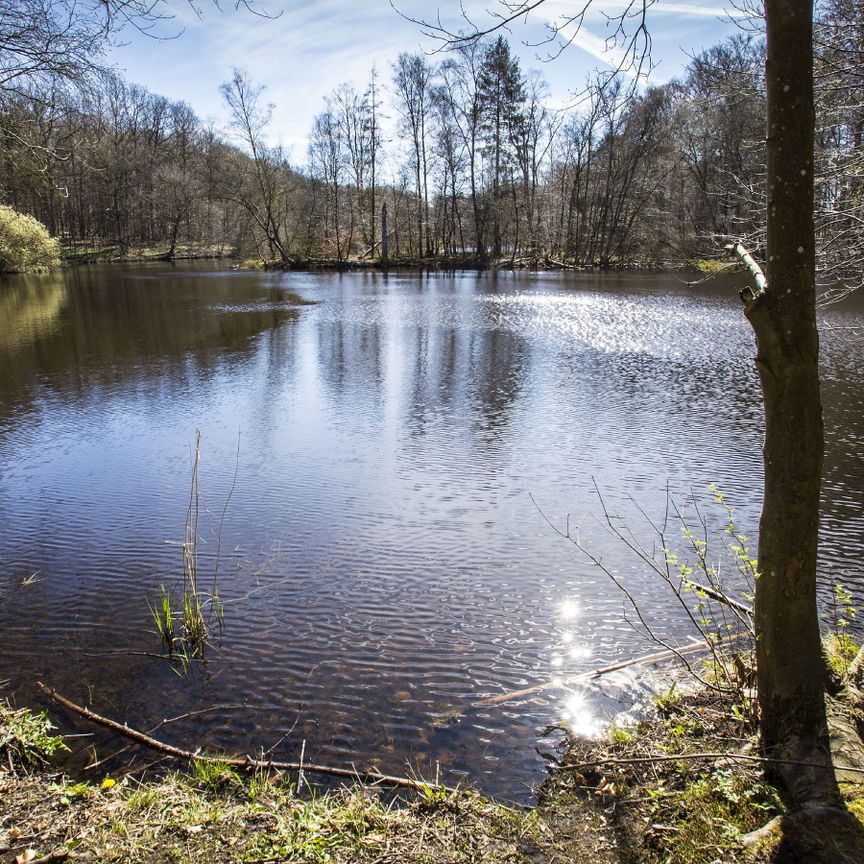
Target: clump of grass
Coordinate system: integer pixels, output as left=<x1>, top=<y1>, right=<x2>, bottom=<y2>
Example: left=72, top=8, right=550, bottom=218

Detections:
left=648, top=767, right=781, bottom=863
left=149, top=429, right=237, bottom=662
left=191, top=758, right=241, bottom=792
left=54, top=780, right=97, bottom=805
left=652, top=683, right=681, bottom=714
left=180, top=429, right=206, bottom=653
left=147, top=585, right=175, bottom=649
left=0, top=703, right=68, bottom=771
left=608, top=723, right=635, bottom=745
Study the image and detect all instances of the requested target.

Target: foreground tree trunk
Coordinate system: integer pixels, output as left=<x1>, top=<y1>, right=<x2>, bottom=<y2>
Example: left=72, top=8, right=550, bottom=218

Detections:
left=747, top=0, right=835, bottom=805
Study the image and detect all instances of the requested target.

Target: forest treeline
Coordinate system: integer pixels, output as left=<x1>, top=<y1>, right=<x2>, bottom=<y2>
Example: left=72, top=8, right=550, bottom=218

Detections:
left=0, top=0, right=860, bottom=284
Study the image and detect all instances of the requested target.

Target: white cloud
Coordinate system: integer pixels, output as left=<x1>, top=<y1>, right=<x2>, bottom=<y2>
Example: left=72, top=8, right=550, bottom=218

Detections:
left=653, top=1, right=749, bottom=16
left=538, top=0, right=747, bottom=20
left=106, top=1, right=744, bottom=153
left=554, top=21, right=637, bottom=77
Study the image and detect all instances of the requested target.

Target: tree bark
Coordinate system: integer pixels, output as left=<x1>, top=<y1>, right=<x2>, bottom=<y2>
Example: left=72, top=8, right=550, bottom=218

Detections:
left=747, top=0, right=836, bottom=806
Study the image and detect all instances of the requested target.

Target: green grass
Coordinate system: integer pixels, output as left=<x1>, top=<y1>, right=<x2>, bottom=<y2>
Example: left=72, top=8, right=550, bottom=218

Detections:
left=190, top=758, right=241, bottom=792
left=2, top=754, right=542, bottom=864
left=0, top=702, right=68, bottom=770
left=148, top=584, right=176, bottom=648
left=653, top=769, right=781, bottom=863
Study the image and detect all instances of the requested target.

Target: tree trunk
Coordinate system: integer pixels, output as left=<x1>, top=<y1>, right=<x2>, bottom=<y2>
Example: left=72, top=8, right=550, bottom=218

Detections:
left=747, top=0, right=836, bottom=807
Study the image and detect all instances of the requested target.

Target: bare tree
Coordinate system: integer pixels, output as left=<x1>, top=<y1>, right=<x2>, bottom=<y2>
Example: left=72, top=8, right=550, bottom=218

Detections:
left=219, top=69, right=290, bottom=262
left=157, top=100, right=200, bottom=258
left=437, top=44, right=488, bottom=257
left=1, top=1, right=275, bottom=95
left=675, top=35, right=765, bottom=243
left=430, top=82, right=468, bottom=254
left=308, top=107, right=346, bottom=260
left=393, top=53, right=434, bottom=256
left=814, top=0, right=864, bottom=300
left=366, top=65, right=383, bottom=258
left=511, top=69, right=558, bottom=256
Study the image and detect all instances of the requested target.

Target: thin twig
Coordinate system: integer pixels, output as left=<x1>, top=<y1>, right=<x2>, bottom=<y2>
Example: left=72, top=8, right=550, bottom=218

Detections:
left=565, top=750, right=864, bottom=776
left=82, top=650, right=206, bottom=663
left=530, top=490, right=722, bottom=692
left=212, top=428, right=241, bottom=598
left=84, top=703, right=252, bottom=772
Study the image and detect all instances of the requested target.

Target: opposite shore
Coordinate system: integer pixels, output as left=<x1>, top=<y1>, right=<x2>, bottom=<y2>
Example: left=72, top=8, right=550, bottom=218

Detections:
left=57, top=241, right=718, bottom=275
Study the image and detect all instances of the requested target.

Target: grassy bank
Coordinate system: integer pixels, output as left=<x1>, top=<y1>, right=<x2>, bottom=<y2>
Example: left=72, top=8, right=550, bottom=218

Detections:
left=3, top=683, right=864, bottom=864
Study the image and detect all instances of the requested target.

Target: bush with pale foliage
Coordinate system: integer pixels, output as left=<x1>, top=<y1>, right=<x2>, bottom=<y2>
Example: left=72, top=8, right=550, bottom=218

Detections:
left=0, top=205, right=61, bottom=273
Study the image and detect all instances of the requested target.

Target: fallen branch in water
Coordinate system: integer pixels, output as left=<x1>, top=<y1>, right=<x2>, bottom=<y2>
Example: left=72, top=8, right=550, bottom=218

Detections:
left=473, top=637, right=739, bottom=706
left=83, top=703, right=253, bottom=773
left=37, top=682, right=452, bottom=793
left=82, top=651, right=206, bottom=663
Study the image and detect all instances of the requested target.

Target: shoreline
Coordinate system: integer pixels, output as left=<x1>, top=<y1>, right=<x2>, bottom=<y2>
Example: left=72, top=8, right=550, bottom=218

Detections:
left=3, top=677, right=863, bottom=863
left=57, top=243, right=711, bottom=275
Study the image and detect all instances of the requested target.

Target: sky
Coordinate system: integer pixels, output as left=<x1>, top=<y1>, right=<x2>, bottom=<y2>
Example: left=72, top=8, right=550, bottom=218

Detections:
left=106, top=0, right=753, bottom=160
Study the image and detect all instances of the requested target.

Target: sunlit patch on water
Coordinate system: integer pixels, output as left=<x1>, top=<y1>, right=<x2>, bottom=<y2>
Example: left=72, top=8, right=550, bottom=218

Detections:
left=559, top=598, right=580, bottom=620
left=561, top=690, right=602, bottom=738
left=475, top=288, right=741, bottom=361
left=210, top=302, right=304, bottom=313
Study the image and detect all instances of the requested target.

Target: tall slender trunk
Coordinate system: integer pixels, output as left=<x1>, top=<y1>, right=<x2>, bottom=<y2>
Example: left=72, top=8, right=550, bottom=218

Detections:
left=747, top=0, right=836, bottom=806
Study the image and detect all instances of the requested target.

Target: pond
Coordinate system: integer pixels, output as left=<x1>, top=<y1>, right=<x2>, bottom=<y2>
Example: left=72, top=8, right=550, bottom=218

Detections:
left=1, top=264, right=862, bottom=800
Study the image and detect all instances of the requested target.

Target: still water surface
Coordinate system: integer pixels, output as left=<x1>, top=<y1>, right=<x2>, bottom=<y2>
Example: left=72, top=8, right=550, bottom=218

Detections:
left=1, top=264, right=862, bottom=799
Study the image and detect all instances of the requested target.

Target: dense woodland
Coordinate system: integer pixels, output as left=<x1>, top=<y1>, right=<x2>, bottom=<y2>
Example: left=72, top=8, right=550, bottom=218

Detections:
left=0, top=0, right=861, bottom=286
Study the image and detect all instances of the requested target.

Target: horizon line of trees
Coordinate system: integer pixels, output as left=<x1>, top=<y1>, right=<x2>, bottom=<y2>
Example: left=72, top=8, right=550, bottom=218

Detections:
left=0, top=0, right=861, bottom=290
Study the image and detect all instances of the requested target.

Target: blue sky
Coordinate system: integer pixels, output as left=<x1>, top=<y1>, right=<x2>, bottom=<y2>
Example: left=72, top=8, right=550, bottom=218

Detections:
left=106, top=1, right=752, bottom=160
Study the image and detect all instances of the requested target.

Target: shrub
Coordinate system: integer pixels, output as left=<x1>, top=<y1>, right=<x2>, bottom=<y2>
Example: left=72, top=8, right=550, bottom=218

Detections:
left=0, top=205, right=61, bottom=273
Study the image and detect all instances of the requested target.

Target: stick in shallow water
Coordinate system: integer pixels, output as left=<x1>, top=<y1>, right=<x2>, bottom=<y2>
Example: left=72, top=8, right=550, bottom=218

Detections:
left=473, top=637, right=741, bottom=706
left=37, top=682, right=452, bottom=793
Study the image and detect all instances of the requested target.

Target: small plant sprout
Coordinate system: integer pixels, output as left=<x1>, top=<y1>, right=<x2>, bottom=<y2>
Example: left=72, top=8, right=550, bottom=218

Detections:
left=826, top=581, right=860, bottom=675
left=147, top=585, right=175, bottom=649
